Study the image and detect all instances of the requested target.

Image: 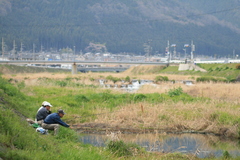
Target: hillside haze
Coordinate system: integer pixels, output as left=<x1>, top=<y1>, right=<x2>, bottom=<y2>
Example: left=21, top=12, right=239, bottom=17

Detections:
left=0, top=0, right=240, bottom=57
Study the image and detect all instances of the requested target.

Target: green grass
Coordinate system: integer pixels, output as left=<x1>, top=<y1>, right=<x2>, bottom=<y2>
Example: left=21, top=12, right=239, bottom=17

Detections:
left=106, top=140, right=145, bottom=157
left=0, top=76, right=201, bottom=160
left=1, top=70, right=240, bottom=159
left=24, top=84, right=207, bottom=123
left=0, top=76, right=111, bottom=160
left=158, top=64, right=240, bottom=80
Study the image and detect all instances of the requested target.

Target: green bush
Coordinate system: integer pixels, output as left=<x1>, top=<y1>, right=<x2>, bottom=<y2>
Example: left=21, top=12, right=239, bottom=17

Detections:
left=224, top=66, right=229, bottom=70
left=17, top=81, right=26, bottom=90
left=89, top=77, right=95, bottom=81
left=133, top=94, right=147, bottom=102
left=106, top=75, right=120, bottom=83
left=75, top=95, right=89, bottom=102
left=167, top=87, right=183, bottom=97
left=55, top=126, right=79, bottom=142
left=56, top=80, right=67, bottom=87
left=65, top=77, right=72, bottom=81
left=125, top=76, right=130, bottom=82
left=0, top=77, right=19, bottom=96
left=196, top=76, right=227, bottom=83
left=155, top=75, right=169, bottom=82
left=208, top=68, right=213, bottom=72
left=106, top=140, right=142, bottom=157
left=223, top=150, right=231, bottom=159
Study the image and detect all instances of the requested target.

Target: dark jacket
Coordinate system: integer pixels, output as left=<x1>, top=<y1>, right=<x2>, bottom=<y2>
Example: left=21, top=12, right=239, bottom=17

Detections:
left=43, top=113, right=69, bottom=127
left=36, top=107, right=51, bottom=121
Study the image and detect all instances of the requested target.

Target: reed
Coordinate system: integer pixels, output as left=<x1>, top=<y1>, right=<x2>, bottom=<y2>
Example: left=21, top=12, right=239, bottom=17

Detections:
left=95, top=100, right=240, bottom=138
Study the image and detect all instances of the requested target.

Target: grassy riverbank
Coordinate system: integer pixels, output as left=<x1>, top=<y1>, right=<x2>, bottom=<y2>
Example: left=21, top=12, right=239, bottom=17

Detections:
left=1, top=64, right=240, bottom=159
left=0, top=76, right=112, bottom=159
left=0, top=76, right=211, bottom=160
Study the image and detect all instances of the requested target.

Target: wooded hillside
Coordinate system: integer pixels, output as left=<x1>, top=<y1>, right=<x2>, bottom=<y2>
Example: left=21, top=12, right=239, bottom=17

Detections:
left=0, top=0, right=240, bottom=56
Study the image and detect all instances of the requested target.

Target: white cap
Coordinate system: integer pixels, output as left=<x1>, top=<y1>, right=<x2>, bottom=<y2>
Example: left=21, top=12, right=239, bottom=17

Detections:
left=43, top=102, right=52, bottom=107
left=42, top=101, right=48, bottom=106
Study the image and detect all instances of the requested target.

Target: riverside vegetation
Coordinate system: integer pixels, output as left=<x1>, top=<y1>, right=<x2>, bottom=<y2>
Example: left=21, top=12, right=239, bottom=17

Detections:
left=0, top=64, right=240, bottom=159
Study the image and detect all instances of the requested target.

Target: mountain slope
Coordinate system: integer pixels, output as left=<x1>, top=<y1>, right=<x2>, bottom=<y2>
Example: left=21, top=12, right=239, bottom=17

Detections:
left=0, top=0, right=240, bottom=56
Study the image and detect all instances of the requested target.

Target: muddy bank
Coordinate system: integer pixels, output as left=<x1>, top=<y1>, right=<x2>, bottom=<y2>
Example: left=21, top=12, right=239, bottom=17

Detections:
left=71, top=122, right=237, bottom=139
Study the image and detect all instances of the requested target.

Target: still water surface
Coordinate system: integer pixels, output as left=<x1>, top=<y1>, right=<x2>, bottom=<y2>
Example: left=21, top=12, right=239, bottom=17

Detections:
left=79, top=133, right=240, bottom=158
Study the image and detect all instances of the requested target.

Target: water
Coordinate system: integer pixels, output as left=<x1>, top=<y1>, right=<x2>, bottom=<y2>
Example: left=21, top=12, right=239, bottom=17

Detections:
left=79, top=133, right=240, bottom=158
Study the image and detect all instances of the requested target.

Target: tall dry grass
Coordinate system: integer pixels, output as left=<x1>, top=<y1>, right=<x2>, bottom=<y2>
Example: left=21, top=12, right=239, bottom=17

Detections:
left=94, top=101, right=239, bottom=138
left=137, top=82, right=240, bottom=103
left=4, top=72, right=240, bottom=102
left=3, top=71, right=239, bottom=138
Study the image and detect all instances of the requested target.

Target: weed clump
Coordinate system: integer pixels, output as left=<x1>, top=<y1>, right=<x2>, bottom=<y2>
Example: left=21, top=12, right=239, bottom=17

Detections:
left=168, top=87, right=183, bottom=97
left=133, top=94, right=147, bottom=102
left=196, top=76, right=227, bottom=83
left=155, top=75, right=169, bottom=83
left=125, top=76, right=131, bottom=82
left=56, top=80, right=67, bottom=87
left=106, top=75, right=120, bottom=83
left=106, top=140, right=143, bottom=157
left=75, top=95, right=89, bottom=102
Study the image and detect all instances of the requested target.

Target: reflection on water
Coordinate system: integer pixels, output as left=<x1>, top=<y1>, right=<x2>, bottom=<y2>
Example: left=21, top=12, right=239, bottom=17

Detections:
left=79, top=133, right=240, bottom=158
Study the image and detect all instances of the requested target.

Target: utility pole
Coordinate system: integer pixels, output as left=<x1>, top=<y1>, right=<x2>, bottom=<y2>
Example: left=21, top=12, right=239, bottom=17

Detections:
left=67, top=46, right=69, bottom=60
left=143, top=39, right=152, bottom=61
left=40, top=44, right=44, bottom=53
left=20, top=42, right=24, bottom=60
left=190, top=40, right=195, bottom=64
left=1, top=38, right=4, bottom=59
left=13, top=40, right=16, bottom=60
left=167, top=40, right=170, bottom=64
left=33, top=43, right=35, bottom=60
left=73, top=46, right=75, bottom=61
left=171, top=44, right=176, bottom=60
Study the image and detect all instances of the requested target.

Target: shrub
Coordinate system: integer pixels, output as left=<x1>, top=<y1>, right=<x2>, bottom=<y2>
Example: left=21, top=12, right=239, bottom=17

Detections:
left=223, top=151, right=231, bottom=159
left=89, top=77, right=95, bottom=81
left=196, top=76, right=227, bottom=83
left=106, top=140, right=142, bottom=157
left=125, top=76, right=131, bottom=82
left=17, top=81, right=25, bottom=89
left=155, top=75, right=169, bottom=82
left=133, top=94, right=147, bottom=102
left=75, top=95, right=89, bottom=102
left=208, top=68, right=213, bottom=72
left=65, top=77, right=72, bottom=81
left=168, top=87, right=183, bottom=97
left=106, top=75, right=120, bottom=83
left=0, top=78, right=19, bottom=96
left=55, top=126, right=78, bottom=142
left=215, top=67, right=221, bottom=71
left=56, top=80, right=67, bottom=87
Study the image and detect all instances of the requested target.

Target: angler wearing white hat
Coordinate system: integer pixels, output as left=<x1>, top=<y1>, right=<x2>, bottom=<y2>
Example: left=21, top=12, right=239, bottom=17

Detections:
left=36, top=101, right=53, bottom=126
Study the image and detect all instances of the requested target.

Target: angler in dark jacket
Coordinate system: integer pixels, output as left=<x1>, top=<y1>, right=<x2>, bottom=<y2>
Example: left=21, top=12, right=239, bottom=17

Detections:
left=42, top=109, right=69, bottom=135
